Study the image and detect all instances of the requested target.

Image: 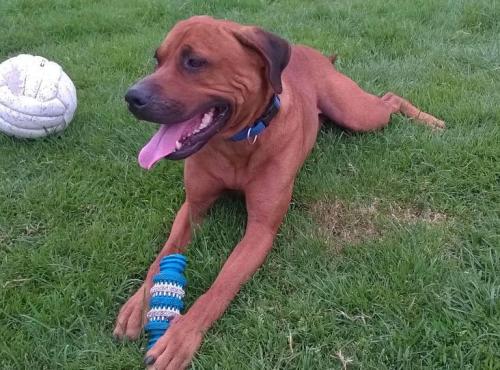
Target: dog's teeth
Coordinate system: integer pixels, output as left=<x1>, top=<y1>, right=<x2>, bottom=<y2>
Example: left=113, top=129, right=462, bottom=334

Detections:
left=202, top=115, right=212, bottom=124
left=175, top=141, right=182, bottom=150
left=200, top=110, right=214, bottom=128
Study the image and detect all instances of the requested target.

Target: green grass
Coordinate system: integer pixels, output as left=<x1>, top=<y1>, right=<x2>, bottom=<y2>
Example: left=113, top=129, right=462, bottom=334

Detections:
left=1, top=0, right=499, bottom=368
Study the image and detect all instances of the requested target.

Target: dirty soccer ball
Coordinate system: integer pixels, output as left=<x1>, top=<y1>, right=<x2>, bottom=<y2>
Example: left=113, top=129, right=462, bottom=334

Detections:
left=0, top=54, right=77, bottom=138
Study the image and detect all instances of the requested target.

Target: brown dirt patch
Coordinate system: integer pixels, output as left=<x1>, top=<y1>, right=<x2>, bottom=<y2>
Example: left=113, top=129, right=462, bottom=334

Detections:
left=387, top=204, right=447, bottom=224
left=310, top=198, right=447, bottom=250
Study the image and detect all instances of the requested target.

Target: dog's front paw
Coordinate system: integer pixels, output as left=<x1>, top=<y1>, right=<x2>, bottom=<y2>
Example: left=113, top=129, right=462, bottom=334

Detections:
left=113, top=284, right=148, bottom=340
left=144, top=314, right=204, bottom=370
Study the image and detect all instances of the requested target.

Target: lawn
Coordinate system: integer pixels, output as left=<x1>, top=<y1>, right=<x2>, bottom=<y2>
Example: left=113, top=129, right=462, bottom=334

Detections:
left=1, top=0, right=499, bottom=369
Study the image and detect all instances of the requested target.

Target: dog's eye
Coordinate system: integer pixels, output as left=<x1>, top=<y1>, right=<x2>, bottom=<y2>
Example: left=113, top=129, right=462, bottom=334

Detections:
left=184, top=56, right=207, bottom=70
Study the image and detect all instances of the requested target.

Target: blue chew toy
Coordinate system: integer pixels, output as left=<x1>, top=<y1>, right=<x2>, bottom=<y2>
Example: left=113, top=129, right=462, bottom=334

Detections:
left=145, top=253, right=187, bottom=350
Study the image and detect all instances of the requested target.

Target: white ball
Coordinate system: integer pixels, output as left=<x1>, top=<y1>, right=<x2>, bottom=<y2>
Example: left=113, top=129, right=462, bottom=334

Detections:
left=0, top=54, right=77, bottom=139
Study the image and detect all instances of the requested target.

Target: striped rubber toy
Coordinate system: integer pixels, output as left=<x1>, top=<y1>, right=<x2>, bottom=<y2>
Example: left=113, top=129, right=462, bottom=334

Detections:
left=145, top=253, right=187, bottom=349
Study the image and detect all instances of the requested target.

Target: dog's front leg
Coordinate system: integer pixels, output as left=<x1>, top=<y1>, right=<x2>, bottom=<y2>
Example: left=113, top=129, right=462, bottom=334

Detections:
left=114, top=194, right=218, bottom=340
left=144, top=181, right=294, bottom=370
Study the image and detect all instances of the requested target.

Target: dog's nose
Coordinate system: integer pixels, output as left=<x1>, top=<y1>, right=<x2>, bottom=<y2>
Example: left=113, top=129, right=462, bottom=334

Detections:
left=125, top=87, right=150, bottom=109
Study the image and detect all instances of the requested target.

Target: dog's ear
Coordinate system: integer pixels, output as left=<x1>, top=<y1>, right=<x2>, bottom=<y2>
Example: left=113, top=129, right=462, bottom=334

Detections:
left=233, top=27, right=291, bottom=94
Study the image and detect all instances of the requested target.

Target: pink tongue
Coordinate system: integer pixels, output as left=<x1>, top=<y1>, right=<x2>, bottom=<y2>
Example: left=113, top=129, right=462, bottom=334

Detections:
left=138, top=116, right=199, bottom=169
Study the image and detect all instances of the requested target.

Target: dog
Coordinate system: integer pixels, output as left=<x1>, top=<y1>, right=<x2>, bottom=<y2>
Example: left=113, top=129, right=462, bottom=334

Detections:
left=114, top=16, right=445, bottom=369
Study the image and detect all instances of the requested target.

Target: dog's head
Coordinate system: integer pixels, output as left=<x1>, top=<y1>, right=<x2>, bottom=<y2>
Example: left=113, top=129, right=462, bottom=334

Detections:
left=125, top=16, right=290, bottom=168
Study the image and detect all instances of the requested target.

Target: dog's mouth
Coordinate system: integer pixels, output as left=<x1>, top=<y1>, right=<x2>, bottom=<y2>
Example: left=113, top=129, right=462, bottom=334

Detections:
left=138, top=103, right=230, bottom=168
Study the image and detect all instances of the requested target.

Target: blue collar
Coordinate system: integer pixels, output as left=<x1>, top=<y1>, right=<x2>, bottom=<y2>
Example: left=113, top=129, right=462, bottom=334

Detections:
left=230, top=95, right=281, bottom=141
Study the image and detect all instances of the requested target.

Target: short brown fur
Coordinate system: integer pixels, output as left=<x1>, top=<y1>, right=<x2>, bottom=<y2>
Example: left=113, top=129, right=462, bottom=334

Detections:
left=115, top=16, right=444, bottom=370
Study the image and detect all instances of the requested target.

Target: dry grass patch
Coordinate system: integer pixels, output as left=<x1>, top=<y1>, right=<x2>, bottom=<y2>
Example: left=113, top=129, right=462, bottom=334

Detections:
left=310, top=200, right=381, bottom=248
left=310, top=198, right=448, bottom=249
left=388, top=204, right=447, bottom=224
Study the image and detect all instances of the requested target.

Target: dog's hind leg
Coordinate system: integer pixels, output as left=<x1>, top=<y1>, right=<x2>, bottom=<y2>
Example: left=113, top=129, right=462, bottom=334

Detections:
left=317, top=66, right=445, bottom=132
left=379, top=92, right=445, bottom=130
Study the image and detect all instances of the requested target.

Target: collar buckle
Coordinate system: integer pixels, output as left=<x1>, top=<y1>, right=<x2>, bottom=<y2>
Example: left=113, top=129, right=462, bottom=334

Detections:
left=230, top=95, right=281, bottom=142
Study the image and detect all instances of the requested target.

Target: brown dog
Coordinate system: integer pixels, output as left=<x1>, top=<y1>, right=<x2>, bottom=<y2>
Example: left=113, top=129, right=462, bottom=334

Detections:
left=115, top=16, right=444, bottom=369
